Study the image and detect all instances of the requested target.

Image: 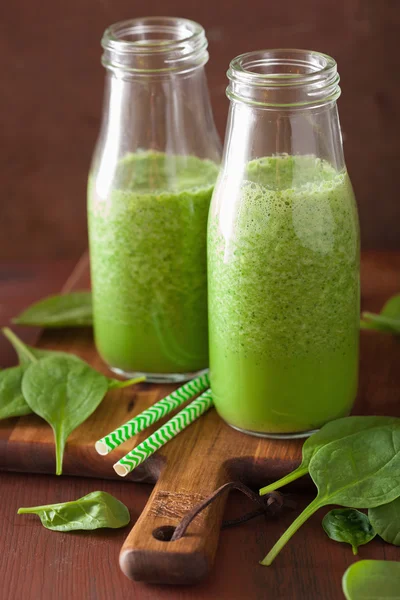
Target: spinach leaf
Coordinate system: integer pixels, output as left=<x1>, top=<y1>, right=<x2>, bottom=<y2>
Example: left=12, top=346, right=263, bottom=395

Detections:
left=369, top=496, right=400, bottom=546
left=22, top=355, right=109, bottom=475
left=260, top=416, right=397, bottom=495
left=2, top=327, right=71, bottom=365
left=322, top=508, right=375, bottom=554
left=17, top=491, right=130, bottom=531
left=361, top=294, right=400, bottom=334
left=261, top=418, right=400, bottom=565
left=13, top=291, right=93, bottom=327
left=342, top=560, right=400, bottom=600
left=0, top=366, right=32, bottom=419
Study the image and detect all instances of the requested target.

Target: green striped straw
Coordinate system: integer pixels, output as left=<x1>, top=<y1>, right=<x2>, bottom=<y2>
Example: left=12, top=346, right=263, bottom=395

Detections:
left=95, top=371, right=209, bottom=455
left=113, top=389, right=213, bottom=477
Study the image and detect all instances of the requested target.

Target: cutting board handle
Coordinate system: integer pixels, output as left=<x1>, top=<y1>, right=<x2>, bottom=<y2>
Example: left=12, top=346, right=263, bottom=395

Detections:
left=119, top=445, right=230, bottom=585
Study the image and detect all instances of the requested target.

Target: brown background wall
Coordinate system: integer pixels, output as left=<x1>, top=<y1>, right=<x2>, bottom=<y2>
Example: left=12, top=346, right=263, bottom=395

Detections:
left=1, top=0, right=399, bottom=259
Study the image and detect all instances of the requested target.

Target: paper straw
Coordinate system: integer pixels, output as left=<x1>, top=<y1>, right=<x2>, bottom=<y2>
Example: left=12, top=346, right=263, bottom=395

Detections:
left=95, top=371, right=209, bottom=455
left=113, top=389, right=213, bottom=477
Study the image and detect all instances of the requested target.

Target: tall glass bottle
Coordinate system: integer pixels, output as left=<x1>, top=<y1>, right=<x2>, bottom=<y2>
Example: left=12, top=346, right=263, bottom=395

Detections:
left=208, top=50, right=360, bottom=437
left=88, top=18, right=221, bottom=382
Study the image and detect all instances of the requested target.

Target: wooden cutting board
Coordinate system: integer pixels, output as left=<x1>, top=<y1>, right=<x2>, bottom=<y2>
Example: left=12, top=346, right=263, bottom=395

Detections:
left=0, top=253, right=399, bottom=585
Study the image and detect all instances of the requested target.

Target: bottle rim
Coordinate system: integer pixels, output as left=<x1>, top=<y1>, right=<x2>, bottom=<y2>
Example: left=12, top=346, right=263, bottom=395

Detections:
left=227, top=49, right=341, bottom=107
left=101, top=17, right=208, bottom=74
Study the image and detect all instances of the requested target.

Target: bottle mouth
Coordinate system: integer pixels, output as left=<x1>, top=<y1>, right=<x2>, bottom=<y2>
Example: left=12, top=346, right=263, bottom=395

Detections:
left=227, top=49, right=340, bottom=107
left=102, top=17, right=208, bottom=74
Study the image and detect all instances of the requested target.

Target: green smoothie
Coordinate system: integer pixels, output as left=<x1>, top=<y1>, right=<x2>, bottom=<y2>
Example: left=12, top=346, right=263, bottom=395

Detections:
left=208, top=155, right=360, bottom=435
left=88, top=152, right=218, bottom=376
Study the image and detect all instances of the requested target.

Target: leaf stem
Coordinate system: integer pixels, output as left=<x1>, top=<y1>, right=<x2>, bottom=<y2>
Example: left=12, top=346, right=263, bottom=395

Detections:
left=259, top=466, right=308, bottom=496
left=55, top=428, right=65, bottom=476
left=17, top=507, right=45, bottom=514
left=18, top=500, right=71, bottom=513
left=361, top=312, right=400, bottom=332
left=108, top=375, right=146, bottom=390
left=260, top=497, right=321, bottom=566
left=2, top=327, right=37, bottom=363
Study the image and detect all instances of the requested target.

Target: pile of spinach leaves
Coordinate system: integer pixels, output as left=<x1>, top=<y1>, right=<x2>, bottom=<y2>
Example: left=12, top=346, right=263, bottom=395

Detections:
left=0, top=328, right=144, bottom=474
left=259, top=416, right=400, bottom=567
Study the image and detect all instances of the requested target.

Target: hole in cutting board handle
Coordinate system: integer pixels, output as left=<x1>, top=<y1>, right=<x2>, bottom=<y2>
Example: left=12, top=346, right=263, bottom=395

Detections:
left=152, top=525, right=176, bottom=542
left=151, top=483, right=291, bottom=545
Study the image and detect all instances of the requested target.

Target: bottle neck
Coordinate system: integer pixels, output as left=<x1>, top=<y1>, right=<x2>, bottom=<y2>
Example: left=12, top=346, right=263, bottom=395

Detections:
left=92, top=17, right=221, bottom=182
left=100, top=65, right=221, bottom=161
left=222, top=50, right=345, bottom=172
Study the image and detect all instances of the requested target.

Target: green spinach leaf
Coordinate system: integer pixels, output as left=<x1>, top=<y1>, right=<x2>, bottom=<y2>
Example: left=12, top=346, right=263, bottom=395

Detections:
left=0, top=366, right=32, bottom=419
left=2, top=327, right=71, bottom=365
left=342, top=560, right=400, bottom=600
left=361, top=294, right=400, bottom=334
left=17, top=491, right=130, bottom=531
left=260, top=416, right=397, bottom=496
left=13, top=291, right=92, bottom=327
left=261, top=418, right=400, bottom=565
left=322, top=508, right=375, bottom=554
left=22, top=355, right=109, bottom=475
left=369, top=496, right=400, bottom=546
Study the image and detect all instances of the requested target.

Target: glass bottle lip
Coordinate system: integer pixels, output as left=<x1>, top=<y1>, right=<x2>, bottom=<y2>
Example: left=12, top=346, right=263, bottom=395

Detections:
left=227, top=49, right=341, bottom=108
left=101, top=17, right=209, bottom=75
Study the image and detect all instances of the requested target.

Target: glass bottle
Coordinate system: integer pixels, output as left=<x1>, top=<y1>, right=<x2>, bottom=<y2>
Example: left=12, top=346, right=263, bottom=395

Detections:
left=88, top=17, right=221, bottom=383
left=208, top=50, right=360, bottom=437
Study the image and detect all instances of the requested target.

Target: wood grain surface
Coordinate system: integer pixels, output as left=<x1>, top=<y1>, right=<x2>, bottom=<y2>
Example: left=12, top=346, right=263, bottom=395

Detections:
left=2, top=0, right=400, bottom=259
left=0, top=252, right=400, bottom=596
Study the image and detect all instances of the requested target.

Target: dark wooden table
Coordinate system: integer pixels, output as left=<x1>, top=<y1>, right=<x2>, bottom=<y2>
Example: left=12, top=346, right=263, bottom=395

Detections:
left=1, top=254, right=400, bottom=600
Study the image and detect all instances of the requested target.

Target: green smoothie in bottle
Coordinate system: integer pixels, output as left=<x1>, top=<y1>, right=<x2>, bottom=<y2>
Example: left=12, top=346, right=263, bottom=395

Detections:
left=208, top=49, right=360, bottom=437
left=208, top=155, right=359, bottom=436
left=89, top=152, right=218, bottom=376
left=88, top=18, right=221, bottom=380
